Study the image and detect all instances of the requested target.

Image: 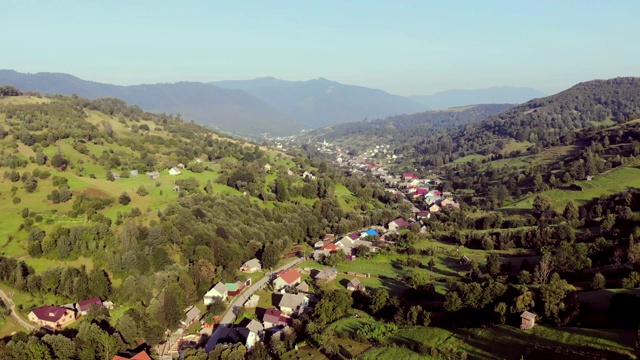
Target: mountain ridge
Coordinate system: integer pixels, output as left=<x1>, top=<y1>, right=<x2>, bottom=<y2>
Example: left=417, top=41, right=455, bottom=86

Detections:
left=211, top=77, right=429, bottom=128
left=410, top=86, right=545, bottom=109
left=0, top=69, right=304, bottom=137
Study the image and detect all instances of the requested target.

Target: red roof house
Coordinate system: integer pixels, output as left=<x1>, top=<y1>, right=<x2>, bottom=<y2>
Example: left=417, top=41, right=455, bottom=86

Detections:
left=323, top=243, right=338, bottom=252
left=273, top=269, right=301, bottom=290
left=77, top=297, right=103, bottom=315
left=112, top=350, right=153, bottom=360
left=28, top=305, right=76, bottom=329
left=263, top=308, right=290, bottom=329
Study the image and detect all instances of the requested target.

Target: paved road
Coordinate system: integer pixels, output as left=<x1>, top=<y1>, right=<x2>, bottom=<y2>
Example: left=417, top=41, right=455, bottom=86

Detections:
left=205, top=257, right=304, bottom=352
left=0, top=288, right=36, bottom=331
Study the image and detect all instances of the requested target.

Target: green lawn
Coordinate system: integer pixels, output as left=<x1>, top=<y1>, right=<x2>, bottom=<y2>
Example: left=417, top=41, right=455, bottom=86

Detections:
left=453, top=154, right=486, bottom=164
left=505, top=165, right=640, bottom=210
left=358, top=347, right=432, bottom=360
left=385, top=325, right=636, bottom=360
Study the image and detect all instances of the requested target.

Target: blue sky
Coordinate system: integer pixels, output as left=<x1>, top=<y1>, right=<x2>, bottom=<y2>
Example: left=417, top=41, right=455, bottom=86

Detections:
left=2, top=0, right=639, bottom=95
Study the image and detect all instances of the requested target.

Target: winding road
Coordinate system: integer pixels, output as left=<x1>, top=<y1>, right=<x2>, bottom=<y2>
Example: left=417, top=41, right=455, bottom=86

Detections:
left=0, top=288, right=36, bottom=331
left=205, top=257, right=304, bottom=352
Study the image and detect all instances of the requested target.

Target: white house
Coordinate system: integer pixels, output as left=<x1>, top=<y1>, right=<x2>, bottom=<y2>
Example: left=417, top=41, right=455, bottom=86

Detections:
left=169, top=167, right=181, bottom=176
left=204, top=282, right=228, bottom=304
left=278, top=293, right=309, bottom=315
left=240, top=258, right=262, bottom=273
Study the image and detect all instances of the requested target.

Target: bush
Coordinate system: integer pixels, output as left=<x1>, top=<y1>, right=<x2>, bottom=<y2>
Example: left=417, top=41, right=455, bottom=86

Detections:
left=136, top=186, right=148, bottom=197
left=118, top=192, right=131, bottom=205
left=12, top=197, right=21, bottom=204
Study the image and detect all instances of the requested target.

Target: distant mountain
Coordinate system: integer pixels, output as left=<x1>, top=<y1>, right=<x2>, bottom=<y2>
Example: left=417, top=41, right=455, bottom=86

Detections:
left=0, top=70, right=304, bottom=137
left=212, top=77, right=428, bottom=128
left=410, top=86, right=545, bottom=109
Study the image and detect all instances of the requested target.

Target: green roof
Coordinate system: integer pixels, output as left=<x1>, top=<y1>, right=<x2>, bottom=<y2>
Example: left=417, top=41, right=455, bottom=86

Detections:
left=225, top=283, right=239, bottom=291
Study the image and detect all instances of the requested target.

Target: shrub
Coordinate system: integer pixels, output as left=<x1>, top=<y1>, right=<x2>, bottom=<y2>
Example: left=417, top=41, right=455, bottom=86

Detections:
left=12, top=197, right=21, bottom=204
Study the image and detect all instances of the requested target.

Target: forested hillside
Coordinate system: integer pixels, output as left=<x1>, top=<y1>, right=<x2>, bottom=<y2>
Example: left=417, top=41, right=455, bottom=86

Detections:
left=0, top=89, right=409, bottom=358
left=305, top=104, right=513, bottom=153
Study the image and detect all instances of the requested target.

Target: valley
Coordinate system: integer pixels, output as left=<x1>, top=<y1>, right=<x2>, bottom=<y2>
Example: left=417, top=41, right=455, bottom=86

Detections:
left=0, top=80, right=639, bottom=360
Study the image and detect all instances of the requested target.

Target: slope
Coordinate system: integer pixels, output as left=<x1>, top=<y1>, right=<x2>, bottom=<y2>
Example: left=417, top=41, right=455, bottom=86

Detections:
left=0, top=70, right=304, bottom=137
left=212, top=77, right=429, bottom=128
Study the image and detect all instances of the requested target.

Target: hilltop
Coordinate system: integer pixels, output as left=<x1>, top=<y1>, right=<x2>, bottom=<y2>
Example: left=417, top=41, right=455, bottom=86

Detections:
left=0, top=70, right=304, bottom=137
left=409, top=86, right=545, bottom=109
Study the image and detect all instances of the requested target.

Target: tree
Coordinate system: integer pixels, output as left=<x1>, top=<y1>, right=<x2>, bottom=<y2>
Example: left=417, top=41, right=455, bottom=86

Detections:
left=443, top=291, right=464, bottom=312
left=494, top=302, right=507, bottom=324
left=591, top=272, right=606, bottom=290
left=275, top=178, right=290, bottom=202
left=532, top=194, right=552, bottom=217
left=118, top=192, right=131, bottom=205
left=534, top=253, right=554, bottom=284
left=369, top=288, right=389, bottom=315
left=629, top=241, right=640, bottom=265
left=541, top=273, right=578, bottom=326
left=486, top=254, right=501, bottom=276
left=261, top=243, right=279, bottom=270
left=42, top=334, right=76, bottom=360
left=314, top=290, right=353, bottom=324
left=518, top=270, right=532, bottom=285
left=106, top=171, right=115, bottom=181
left=563, top=200, right=579, bottom=223
left=88, top=269, right=112, bottom=299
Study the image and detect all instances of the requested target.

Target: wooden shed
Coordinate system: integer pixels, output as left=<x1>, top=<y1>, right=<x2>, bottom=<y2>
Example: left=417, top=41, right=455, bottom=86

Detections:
left=520, top=311, right=536, bottom=330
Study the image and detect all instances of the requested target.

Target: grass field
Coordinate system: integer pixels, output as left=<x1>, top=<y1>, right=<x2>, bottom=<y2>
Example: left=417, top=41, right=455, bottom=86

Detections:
left=358, top=347, right=434, bottom=360
left=386, top=325, right=636, bottom=360
left=453, top=154, right=486, bottom=164
left=577, top=288, right=640, bottom=326
left=505, top=165, right=640, bottom=210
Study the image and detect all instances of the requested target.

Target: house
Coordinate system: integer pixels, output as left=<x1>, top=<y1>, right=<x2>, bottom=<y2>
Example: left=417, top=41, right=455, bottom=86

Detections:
left=264, top=163, right=272, bottom=172
left=314, top=268, right=337, bottom=282
left=262, top=308, right=289, bottom=329
left=130, top=170, right=139, bottom=177
left=520, top=311, right=537, bottom=330
left=146, top=171, right=160, bottom=180
left=302, top=171, right=316, bottom=179
left=225, top=281, right=246, bottom=297
left=217, top=327, right=258, bottom=350
left=296, top=281, right=310, bottom=293
left=273, top=269, right=301, bottom=290
left=111, top=172, right=121, bottom=180
left=278, top=293, right=309, bottom=314
left=241, top=258, right=262, bottom=273
left=245, top=319, right=264, bottom=338
left=77, top=297, right=103, bottom=316
left=177, top=163, right=185, bottom=169
left=416, top=211, right=430, bottom=220
left=361, top=229, right=380, bottom=238
left=388, top=218, right=410, bottom=231
left=424, top=195, right=440, bottom=205
left=169, top=167, right=181, bottom=176
left=28, top=305, right=76, bottom=330
left=195, top=158, right=204, bottom=164
left=346, top=278, right=365, bottom=291
left=204, top=282, right=228, bottom=304
left=459, top=255, right=470, bottom=265
left=112, top=350, right=153, bottom=360
left=429, top=204, right=441, bottom=213
left=182, top=306, right=202, bottom=327
left=402, top=173, right=417, bottom=181
left=173, top=185, right=180, bottom=192
left=244, top=295, right=260, bottom=308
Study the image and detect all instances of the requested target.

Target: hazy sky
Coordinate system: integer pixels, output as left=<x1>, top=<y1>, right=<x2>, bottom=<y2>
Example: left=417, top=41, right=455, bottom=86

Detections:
left=2, top=0, right=640, bottom=96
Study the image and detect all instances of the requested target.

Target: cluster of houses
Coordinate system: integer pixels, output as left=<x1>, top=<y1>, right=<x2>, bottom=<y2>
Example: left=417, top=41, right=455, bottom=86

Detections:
left=310, top=230, right=381, bottom=261
left=208, top=255, right=369, bottom=351
left=27, top=297, right=113, bottom=331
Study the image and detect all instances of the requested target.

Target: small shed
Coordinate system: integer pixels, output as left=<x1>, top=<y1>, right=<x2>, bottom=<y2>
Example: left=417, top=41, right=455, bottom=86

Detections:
left=459, top=255, right=470, bottom=265
left=520, top=311, right=536, bottom=330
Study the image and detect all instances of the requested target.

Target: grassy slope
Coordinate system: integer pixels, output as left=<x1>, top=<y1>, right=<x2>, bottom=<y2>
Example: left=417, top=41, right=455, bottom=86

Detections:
left=505, top=165, right=640, bottom=210
left=380, top=325, right=635, bottom=360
